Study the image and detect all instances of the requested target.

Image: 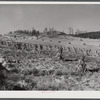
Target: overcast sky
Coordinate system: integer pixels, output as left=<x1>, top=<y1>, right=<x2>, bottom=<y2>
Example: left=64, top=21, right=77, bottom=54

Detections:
left=0, top=4, right=100, bottom=34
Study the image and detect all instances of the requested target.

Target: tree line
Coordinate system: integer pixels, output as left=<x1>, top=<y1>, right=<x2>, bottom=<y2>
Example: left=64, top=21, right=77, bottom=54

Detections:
left=71, top=31, right=100, bottom=39
left=9, top=28, right=40, bottom=39
left=9, top=27, right=66, bottom=38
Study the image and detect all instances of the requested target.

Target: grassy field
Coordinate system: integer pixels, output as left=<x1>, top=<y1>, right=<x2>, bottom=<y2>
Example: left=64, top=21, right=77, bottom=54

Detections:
left=0, top=35, right=100, bottom=90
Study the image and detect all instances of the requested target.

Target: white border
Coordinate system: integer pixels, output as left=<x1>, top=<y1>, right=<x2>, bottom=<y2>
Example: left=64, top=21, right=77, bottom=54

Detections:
left=0, top=1, right=100, bottom=98
left=0, top=91, right=100, bottom=98
left=0, top=1, right=100, bottom=4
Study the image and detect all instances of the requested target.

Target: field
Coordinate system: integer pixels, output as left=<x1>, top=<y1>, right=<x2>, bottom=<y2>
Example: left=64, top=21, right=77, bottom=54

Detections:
left=0, top=35, right=100, bottom=90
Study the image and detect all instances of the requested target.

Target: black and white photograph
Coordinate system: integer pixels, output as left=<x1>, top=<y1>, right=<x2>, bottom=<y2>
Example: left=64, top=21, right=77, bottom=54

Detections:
left=1, top=2, right=100, bottom=91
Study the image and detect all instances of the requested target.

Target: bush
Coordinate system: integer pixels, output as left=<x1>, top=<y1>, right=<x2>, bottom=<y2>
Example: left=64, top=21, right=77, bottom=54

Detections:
left=32, top=68, right=40, bottom=76
left=55, top=69, right=63, bottom=76
left=48, top=69, right=55, bottom=75
left=39, top=69, right=48, bottom=76
left=58, top=41, right=61, bottom=43
left=12, top=80, right=28, bottom=90
left=10, top=68, right=20, bottom=73
left=83, top=43, right=86, bottom=45
left=69, top=42, right=71, bottom=44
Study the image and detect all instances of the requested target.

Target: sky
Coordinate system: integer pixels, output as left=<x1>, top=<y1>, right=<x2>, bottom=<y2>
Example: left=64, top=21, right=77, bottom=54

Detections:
left=0, top=4, right=100, bottom=34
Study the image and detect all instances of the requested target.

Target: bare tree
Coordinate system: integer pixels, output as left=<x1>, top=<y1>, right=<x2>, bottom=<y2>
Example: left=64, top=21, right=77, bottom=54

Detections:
left=69, top=27, right=74, bottom=35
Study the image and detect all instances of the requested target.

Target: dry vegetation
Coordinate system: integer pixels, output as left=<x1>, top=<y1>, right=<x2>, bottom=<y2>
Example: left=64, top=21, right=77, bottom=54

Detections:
left=0, top=35, right=100, bottom=90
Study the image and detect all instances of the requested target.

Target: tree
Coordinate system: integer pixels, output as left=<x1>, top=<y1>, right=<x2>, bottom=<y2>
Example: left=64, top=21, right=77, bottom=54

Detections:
left=36, top=31, right=40, bottom=40
left=44, top=28, right=48, bottom=33
left=9, top=31, right=12, bottom=34
left=69, top=27, right=74, bottom=35
left=32, top=27, right=37, bottom=36
left=76, top=29, right=80, bottom=35
left=47, top=28, right=57, bottom=38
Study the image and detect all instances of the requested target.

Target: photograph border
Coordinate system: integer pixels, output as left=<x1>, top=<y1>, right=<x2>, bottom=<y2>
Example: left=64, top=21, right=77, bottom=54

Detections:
left=0, top=1, right=100, bottom=99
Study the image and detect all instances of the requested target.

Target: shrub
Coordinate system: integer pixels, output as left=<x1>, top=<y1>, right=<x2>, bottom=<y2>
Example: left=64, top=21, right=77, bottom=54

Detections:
left=55, top=69, right=63, bottom=76
left=40, top=45, right=43, bottom=51
left=32, top=68, right=40, bottom=76
left=10, top=68, right=20, bottom=73
left=39, top=69, right=48, bottom=76
left=83, top=43, right=86, bottom=45
left=12, top=80, right=28, bottom=90
left=48, top=69, right=55, bottom=75
left=8, top=63, right=15, bottom=68
left=31, top=80, right=37, bottom=88
left=58, top=41, right=61, bottom=43
left=69, top=42, right=71, bottom=44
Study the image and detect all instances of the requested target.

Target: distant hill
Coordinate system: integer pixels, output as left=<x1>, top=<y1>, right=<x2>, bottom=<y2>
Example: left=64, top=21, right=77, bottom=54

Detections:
left=37, top=30, right=66, bottom=38
left=5, top=29, right=40, bottom=39
left=72, top=31, right=100, bottom=39
left=6, top=29, right=67, bottom=39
